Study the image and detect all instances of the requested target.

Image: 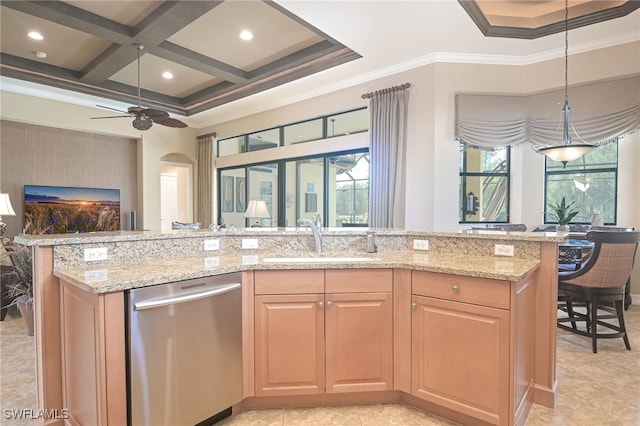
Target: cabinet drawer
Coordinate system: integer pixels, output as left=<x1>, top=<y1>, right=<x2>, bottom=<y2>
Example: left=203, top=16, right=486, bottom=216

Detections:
left=325, top=269, right=392, bottom=293
left=254, top=270, right=324, bottom=294
left=412, top=271, right=510, bottom=310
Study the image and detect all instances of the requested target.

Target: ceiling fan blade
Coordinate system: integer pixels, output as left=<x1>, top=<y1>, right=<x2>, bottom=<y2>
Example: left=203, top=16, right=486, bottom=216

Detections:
left=143, top=108, right=170, bottom=121
left=155, top=117, right=188, bottom=128
left=91, top=115, right=131, bottom=119
left=97, top=104, right=130, bottom=115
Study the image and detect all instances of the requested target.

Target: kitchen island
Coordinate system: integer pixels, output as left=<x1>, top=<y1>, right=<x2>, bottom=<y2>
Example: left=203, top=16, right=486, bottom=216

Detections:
left=16, top=228, right=563, bottom=426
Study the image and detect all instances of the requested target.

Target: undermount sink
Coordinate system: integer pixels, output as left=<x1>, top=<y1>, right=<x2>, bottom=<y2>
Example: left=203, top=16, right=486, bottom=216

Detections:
left=262, top=256, right=379, bottom=263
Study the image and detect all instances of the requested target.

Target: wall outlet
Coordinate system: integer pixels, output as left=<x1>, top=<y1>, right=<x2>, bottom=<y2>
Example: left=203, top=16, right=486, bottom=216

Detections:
left=242, top=255, right=259, bottom=265
left=204, top=239, right=220, bottom=251
left=413, top=239, right=429, bottom=251
left=494, top=244, right=515, bottom=256
left=84, top=247, right=108, bottom=261
left=242, top=238, right=259, bottom=249
left=84, top=269, right=108, bottom=282
left=204, top=256, right=220, bottom=268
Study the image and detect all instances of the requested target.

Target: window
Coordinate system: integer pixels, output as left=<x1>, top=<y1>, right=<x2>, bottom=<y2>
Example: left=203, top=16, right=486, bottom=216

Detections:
left=283, top=118, right=323, bottom=145
left=219, top=163, right=279, bottom=227
left=219, top=149, right=369, bottom=227
left=216, top=107, right=368, bottom=157
left=544, top=140, right=618, bottom=225
left=331, top=152, right=369, bottom=226
left=459, top=146, right=510, bottom=223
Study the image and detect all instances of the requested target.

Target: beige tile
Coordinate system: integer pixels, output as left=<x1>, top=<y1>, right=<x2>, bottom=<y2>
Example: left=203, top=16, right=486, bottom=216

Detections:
left=219, top=408, right=284, bottom=426
left=355, top=404, right=457, bottom=425
left=283, top=406, right=362, bottom=425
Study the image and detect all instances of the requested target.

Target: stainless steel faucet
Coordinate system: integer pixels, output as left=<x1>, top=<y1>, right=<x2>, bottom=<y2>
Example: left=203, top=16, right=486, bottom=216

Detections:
left=298, top=217, right=323, bottom=253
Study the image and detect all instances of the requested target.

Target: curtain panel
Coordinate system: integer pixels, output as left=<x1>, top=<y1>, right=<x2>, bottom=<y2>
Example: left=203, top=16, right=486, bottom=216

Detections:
left=368, top=89, right=409, bottom=228
left=456, top=76, right=640, bottom=149
left=196, top=135, right=214, bottom=227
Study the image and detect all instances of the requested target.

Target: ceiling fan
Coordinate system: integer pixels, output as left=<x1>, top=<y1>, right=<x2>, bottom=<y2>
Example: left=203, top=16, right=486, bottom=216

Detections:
left=92, top=44, right=187, bottom=131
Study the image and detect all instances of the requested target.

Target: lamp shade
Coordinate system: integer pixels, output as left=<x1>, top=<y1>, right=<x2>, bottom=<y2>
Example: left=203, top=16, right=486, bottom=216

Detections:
left=244, top=200, right=270, bottom=218
left=0, top=193, right=16, bottom=216
left=537, top=144, right=594, bottom=166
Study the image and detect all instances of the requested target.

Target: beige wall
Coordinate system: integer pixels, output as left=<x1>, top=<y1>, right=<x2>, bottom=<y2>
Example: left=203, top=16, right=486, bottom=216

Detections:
left=0, top=91, right=198, bottom=231
left=0, top=120, right=137, bottom=237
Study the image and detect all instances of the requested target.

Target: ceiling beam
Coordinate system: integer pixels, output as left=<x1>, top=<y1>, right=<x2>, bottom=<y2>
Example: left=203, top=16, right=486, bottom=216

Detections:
left=459, top=0, right=640, bottom=39
left=151, top=41, right=248, bottom=84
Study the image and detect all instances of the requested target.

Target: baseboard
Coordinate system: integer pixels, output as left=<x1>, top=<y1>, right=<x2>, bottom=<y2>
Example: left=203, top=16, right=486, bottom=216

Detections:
left=631, top=293, right=639, bottom=305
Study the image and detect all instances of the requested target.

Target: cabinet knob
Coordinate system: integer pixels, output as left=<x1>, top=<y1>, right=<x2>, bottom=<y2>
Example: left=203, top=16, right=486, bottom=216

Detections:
left=326, top=300, right=333, bottom=307
left=411, top=302, right=417, bottom=310
left=452, top=285, right=460, bottom=293
left=318, top=301, right=324, bottom=308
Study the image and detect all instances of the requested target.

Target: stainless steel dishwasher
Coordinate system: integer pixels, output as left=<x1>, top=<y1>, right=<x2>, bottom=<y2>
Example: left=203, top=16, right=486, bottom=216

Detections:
left=127, top=273, right=243, bottom=426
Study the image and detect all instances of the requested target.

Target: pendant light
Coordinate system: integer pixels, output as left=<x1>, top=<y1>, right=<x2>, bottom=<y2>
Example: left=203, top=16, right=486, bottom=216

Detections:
left=536, top=0, right=594, bottom=167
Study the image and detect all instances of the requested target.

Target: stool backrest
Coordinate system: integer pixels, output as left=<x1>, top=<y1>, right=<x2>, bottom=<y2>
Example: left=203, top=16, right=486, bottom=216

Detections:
left=561, top=230, right=640, bottom=288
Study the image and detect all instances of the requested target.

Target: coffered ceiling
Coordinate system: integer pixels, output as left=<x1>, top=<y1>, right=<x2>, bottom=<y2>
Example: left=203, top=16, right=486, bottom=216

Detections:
left=1, top=1, right=638, bottom=127
left=0, top=0, right=360, bottom=116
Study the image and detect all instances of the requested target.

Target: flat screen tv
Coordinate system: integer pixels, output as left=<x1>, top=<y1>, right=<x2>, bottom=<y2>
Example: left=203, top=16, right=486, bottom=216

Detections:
left=24, top=185, right=120, bottom=234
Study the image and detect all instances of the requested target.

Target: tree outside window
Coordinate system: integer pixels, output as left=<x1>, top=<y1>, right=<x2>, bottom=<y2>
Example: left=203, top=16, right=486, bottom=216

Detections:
left=544, top=140, right=618, bottom=225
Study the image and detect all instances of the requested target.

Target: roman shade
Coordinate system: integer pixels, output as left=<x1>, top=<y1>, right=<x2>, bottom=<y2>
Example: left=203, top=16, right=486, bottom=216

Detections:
left=455, top=76, right=640, bottom=149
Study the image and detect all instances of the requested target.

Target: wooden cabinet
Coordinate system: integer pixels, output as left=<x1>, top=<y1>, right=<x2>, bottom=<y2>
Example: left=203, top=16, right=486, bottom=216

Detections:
left=410, top=270, right=534, bottom=426
left=59, top=279, right=126, bottom=426
left=325, top=291, right=393, bottom=393
left=255, top=293, right=325, bottom=396
left=253, top=269, right=393, bottom=396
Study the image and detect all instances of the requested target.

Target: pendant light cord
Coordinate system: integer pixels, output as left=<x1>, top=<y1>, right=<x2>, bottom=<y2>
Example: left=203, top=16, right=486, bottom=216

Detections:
left=564, top=0, right=569, bottom=106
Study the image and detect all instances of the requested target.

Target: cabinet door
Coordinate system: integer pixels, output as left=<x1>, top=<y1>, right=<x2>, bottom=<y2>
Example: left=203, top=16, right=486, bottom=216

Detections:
left=325, top=292, right=393, bottom=393
left=412, top=295, right=509, bottom=425
left=254, top=294, right=325, bottom=396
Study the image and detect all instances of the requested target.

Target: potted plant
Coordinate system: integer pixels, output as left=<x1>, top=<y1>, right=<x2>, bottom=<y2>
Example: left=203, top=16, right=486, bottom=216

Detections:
left=548, top=196, right=580, bottom=232
left=1, top=240, right=34, bottom=335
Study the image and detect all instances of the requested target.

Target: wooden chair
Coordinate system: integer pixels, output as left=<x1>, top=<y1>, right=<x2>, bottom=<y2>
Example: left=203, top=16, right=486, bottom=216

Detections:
left=557, top=230, right=640, bottom=353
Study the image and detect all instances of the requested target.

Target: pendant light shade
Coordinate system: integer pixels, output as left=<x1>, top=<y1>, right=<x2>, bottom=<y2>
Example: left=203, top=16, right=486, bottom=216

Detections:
left=536, top=0, right=594, bottom=167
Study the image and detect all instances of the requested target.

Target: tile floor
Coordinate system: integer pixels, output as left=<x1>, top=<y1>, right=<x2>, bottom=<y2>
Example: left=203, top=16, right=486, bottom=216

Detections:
left=1, top=306, right=639, bottom=426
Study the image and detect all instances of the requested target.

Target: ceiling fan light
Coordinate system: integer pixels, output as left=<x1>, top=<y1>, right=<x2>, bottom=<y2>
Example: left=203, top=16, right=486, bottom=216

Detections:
left=133, top=116, right=153, bottom=131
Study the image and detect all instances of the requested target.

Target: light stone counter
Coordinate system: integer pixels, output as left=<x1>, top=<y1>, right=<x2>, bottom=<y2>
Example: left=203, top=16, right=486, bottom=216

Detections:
left=55, top=250, right=541, bottom=294
left=15, top=227, right=562, bottom=293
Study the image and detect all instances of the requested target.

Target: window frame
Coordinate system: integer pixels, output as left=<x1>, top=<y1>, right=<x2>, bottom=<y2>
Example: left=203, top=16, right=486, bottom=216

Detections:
left=459, top=145, right=511, bottom=224
left=215, top=107, right=368, bottom=157
left=217, top=147, right=369, bottom=227
left=543, top=140, right=619, bottom=225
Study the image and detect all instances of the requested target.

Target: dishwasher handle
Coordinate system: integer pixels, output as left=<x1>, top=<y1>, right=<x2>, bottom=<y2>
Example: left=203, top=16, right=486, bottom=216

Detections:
left=134, top=282, right=241, bottom=311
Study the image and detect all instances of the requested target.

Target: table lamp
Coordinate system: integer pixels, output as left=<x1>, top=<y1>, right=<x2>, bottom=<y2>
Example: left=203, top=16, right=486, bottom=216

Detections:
left=0, top=193, right=16, bottom=237
left=244, top=200, right=270, bottom=227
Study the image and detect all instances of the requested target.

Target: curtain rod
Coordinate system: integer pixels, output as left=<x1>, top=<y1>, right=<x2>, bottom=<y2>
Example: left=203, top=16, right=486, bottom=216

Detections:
left=197, top=131, right=217, bottom=140
left=361, top=83, right=411, bottom=99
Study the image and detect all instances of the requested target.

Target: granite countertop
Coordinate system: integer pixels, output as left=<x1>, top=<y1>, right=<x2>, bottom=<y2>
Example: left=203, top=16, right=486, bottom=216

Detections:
left=55, top=250, right=541, bottom=294
left=15, top=227, right=566, bottom=246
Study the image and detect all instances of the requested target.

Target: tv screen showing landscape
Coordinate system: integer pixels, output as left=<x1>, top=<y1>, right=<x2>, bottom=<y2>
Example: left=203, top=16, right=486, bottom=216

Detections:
left=24, top=185, right=120, bottom=234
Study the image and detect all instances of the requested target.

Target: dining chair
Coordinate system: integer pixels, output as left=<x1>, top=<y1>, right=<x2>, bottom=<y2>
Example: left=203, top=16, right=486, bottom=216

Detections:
left=557, top=230, right=640, bottom=353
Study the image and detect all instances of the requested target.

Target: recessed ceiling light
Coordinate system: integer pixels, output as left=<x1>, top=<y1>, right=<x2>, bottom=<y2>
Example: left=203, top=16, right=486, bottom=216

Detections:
left=28, top=31, right=43, bottom=40
left=34, top=51, right=47, bottom=59
left=162, top=71, right=174, bottom=79
left=239, top=30, right=253, bottom=41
